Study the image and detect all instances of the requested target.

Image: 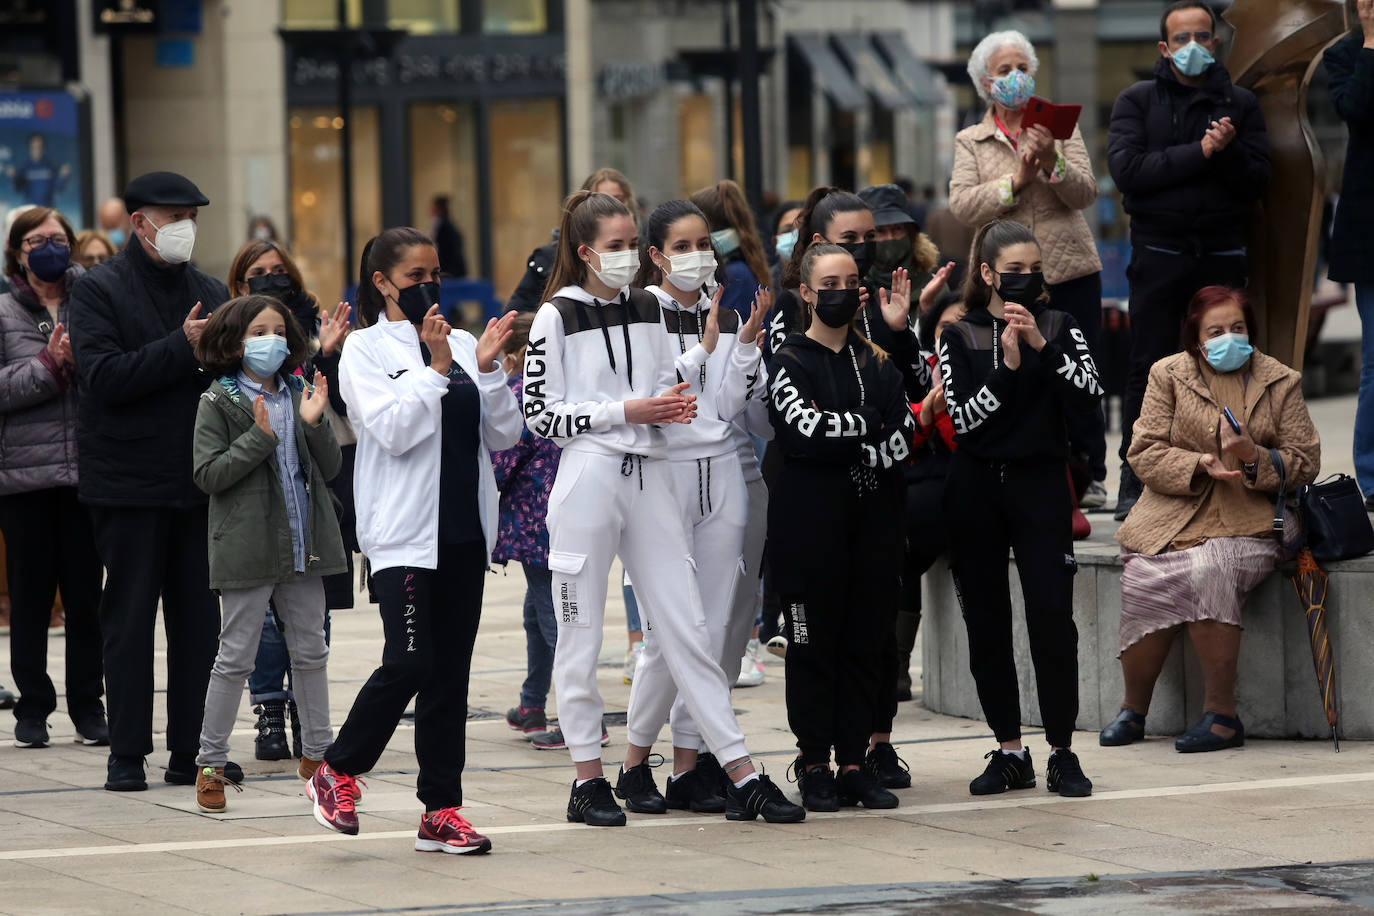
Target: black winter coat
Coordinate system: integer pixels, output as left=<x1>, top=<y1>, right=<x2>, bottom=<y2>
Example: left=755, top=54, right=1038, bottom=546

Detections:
left=68, top=237, right=229, bottom=507
left=505, top=241, right=556, bottom=313
left=1107, top=58, right=1269, bottom=249
left=1326, top=33, right=1374, bottom=284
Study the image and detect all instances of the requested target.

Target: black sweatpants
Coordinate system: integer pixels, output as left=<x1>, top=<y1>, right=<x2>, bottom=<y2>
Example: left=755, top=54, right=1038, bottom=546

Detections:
left=0, top=487, right=104, bottom=721
left=1120, top=245, right=1247, bottom=460
left=327, top=540, right=485, bottom=810
left=89, top=505, right=219, bottom=758
left=944, top=455, right=1080, bottom=749
left=1048, top=272, right=1107, bottom=482
left=771, top=465, right=904, bottom=767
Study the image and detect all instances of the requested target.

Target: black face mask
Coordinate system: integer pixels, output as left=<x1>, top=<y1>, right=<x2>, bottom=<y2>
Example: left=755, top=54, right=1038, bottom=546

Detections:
left=393, top=280, right=442, bottom=323
left=837, top=240, right=876, bottom=279
left=812, top=287, right=862, bottom=329
left=996, top=270, right=1046, bottom=307
left=247, top=272, right=294, bottom=302
left=871, top=239, right=915, bottom=289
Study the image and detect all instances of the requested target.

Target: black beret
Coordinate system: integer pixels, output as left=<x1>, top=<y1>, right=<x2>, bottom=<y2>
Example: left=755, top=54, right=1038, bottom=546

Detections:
left=858, top=183, right=916, bottom=229
left=123, top=171, right=209, bottom=213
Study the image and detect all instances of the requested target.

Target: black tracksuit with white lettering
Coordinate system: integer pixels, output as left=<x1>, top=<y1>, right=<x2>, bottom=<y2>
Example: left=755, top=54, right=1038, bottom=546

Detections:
left=935, top=304, right=1103, bottom=748
left=767, top=331, right=916, bottom=767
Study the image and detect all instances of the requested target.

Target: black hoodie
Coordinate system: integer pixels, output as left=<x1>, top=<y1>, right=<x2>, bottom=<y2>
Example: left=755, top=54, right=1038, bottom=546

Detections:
left=768, top=330, right=916, bottom=477
left=936, top=304, right=1102, bottom=464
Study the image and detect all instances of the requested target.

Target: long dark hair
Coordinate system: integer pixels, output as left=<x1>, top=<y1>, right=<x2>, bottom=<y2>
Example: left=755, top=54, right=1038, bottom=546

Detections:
left=539, top=191, right=633, bottom=304
left=961, top=220, right=1044, bottom=311
left=781, top=186, right=869, bottom=290
left=689, top=180, right=769, bottom=287
left=356, top=227, right=433, bottom=328
left=631, top=199, right=709, bottom=289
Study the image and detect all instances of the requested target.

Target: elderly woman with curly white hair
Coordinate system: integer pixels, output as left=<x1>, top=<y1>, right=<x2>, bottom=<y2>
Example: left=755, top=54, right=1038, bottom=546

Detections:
left=950, top=29, right=1109, bottom=507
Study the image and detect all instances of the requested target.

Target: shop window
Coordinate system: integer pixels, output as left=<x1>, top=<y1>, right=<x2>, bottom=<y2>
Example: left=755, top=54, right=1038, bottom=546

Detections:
left=866, top=112, right=895, bottom=188
left=283, top=0, right=362, bottom=28
left=488, top=98, right=563, bottom=298
left=786, top=147, right=812, bottom=201
left=409, top=103, right=481, bottom=279
left=389, top=0, right=460, bottom=33
left=678, top=94, right=716, bottom=199
left=485, top=0, right=546, bottom=33
left=288, top=106, right=382, bottom=308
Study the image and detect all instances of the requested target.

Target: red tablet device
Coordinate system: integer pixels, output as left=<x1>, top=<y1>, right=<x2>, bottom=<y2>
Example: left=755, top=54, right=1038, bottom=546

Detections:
left=1021, top=97, right=1081, bottom=140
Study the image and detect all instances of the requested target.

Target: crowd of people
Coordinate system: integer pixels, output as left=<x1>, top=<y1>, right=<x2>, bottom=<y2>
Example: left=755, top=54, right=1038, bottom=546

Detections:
left=0, top=0, right=1348, bottom=855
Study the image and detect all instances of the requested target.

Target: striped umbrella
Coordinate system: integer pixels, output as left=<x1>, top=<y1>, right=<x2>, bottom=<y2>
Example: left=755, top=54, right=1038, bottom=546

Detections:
left=1292, top=548, right=1339, bottom=751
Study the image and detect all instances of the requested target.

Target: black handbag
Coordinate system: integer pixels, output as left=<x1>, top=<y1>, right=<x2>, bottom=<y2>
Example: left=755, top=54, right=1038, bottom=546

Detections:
left=1270, top=448, right=1374, bottom=562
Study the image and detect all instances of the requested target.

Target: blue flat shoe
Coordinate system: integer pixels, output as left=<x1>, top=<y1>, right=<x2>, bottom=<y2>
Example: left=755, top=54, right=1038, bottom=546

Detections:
left=1099, top=708, right=1146, bottom=746
left=1175, top=712, right=1244, bottom=753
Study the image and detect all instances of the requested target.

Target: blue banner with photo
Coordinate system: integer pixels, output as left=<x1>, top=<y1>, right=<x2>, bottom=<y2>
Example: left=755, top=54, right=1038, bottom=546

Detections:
left=0, top=90, right=84, bottom=225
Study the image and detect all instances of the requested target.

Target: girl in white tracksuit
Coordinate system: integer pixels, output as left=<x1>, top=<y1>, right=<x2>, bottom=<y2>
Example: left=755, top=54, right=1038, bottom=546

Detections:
left=525, top=190, right=803, bottom=827
left=619, top=200, right=770, bottom=814
left=307, top=227, right=523, bottom=855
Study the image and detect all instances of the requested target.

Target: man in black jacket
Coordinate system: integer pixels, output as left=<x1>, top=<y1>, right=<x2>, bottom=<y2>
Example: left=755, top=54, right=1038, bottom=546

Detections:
left=68, top=172, right=230, bottom=792
left=1107, top=0, right=1270, bottom=519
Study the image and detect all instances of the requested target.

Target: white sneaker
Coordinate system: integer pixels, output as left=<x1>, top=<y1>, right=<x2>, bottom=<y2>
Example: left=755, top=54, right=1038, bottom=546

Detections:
left=735, top=639, right=766, bottom=688
left=1080, top=480, right=1108, bottom=509
left=765, top=635, right=787, bottom=660
left=623, top=641, right=645, bottom=685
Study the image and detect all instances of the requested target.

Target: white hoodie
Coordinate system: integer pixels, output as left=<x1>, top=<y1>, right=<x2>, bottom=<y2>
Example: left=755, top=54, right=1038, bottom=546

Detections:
left=339, top=314, right=522, bottom=572
left=524, top=285, right=678, bottom=458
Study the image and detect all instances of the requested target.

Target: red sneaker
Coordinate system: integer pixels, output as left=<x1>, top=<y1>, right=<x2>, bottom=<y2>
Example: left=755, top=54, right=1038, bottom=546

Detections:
left=307, top=762, right=361, bottom=835
left=414, top=807, right=492, bottom=855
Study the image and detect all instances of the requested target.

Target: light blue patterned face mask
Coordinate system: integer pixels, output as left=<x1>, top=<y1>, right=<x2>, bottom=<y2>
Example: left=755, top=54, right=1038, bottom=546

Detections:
left=710, top=227, right=740, bottom=256
left=1203, top=332, right=1253, bottom=372
left=1171, top=41, right=1215, bottom=78
left=989, top=68, right=1035, bottom=110
left=774, top=229, right=798, bottom=260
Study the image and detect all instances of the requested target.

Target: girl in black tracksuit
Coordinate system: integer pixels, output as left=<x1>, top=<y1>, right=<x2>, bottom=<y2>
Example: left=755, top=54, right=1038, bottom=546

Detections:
left=767, top=243, right=916, bottom=813
left=937, top=220, right=1103, bottom=800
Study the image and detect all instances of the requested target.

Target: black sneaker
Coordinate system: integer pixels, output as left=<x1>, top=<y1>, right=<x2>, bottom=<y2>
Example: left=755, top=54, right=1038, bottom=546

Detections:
left=72, top=708, right=109, bottom=746
left=253, top=701, right=291, bottom=761
left=695, top=752, right=729, bottom=798
left=167, top=752, right=243, bottom=786
left=1046, top=749, right=1093, bottom=797
left=13, top=717, right=49, bottom=748
left=0, top=685, right=15, bottom=710
left=865, top=741, right=911, bottom=789
left=105, top=754, right=147, bottom=792
left=614, top=759, right=667, bottom=814
left=506, top=705, right=549, bottom=738
left=838, top=767, right=899, bottom=809
left=788, top=757, right=839, bottom=812
left=566, top=777, right=626, bottom=827
left=1114, top=464, right=1143, bottom=521
left=969, top=749, right=1036, bottom=796
left=725, top=774, right=806, bottom=823
left=664, top=767, right=727, bottom=813
left=530, top=723, right=610, bottom=751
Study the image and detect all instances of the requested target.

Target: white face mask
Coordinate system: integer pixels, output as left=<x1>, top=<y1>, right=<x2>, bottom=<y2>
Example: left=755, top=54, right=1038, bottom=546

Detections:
left=587, top=248, right=639, bottom=290
left=142, top=212, right=197, bottom=264
left=663, top=250, right=717, bottom=292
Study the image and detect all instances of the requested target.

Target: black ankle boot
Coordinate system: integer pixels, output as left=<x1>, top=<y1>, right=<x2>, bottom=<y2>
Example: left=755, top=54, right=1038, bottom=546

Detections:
left=254, top=701, right=291, bottom=761
left=288, top=700, right=302, bottom=759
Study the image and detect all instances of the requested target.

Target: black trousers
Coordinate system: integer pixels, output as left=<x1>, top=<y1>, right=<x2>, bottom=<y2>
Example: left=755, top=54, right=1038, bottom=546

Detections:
left=1048, top=272, right=1107, bottom=482
left=0, top=487, right=104, bottom=721
left=327, top=541, right=485, bottom=810
left=945, top=455, right=1080, bottom=749
left=772, top=466, right=904, bottom=767
left=89, top=505, right=219, bottom=758
left=1120, top=245, right=1247, bottom=460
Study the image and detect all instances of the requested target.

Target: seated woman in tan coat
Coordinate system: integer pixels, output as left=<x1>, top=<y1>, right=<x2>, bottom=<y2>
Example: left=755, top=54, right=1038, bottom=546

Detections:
left=1103, top=286, right=1320, bottom=753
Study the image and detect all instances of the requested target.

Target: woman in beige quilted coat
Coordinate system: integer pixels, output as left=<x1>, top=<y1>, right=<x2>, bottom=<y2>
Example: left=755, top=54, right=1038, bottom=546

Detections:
left=950, top=29, right=1109, bottom=507
left=1103, top=286, right=1320, bottom=753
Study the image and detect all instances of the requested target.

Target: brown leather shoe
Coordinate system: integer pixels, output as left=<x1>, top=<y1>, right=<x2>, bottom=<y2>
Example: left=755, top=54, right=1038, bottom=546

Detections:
left=298, top=755, right=322, bottom=782
left=196, top=765, right=241, bottom=813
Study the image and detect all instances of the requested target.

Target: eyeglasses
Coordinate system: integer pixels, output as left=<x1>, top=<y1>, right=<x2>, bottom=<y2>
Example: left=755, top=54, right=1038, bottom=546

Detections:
left=21, top=234, right=70, bottom=251
left=1170, top=31, right=1213, bottom=45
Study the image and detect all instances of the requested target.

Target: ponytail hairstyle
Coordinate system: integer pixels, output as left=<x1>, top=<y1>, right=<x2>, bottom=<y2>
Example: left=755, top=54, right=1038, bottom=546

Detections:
left=631, top=199, right=709, bottom=289
left=356, top=226, right=434, bottom=328
left=581, top=167, right=640, bottom=225
left=781, top=186, right=870, bottom=290
left=689, top=179, right=769, bottom=287
left=961, top=219, right=1044, bottom=312
left=539, top=191, right=633, bottom=304
left=796, top=241, right=887, bottom=363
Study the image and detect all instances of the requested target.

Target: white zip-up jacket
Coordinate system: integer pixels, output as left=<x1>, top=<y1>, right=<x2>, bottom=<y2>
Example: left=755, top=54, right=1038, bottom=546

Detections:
left=339, top=314, right=522, bottom=572
left=648, top=284, right=764, bottom=461
left=524, top=285, right=677, bottom=458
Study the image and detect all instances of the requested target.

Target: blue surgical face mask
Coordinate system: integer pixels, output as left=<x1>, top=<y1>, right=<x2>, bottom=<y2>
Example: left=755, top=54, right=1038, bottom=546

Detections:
left=1171, top=41, right=1215, bottom=78
left=108, top=228, right=126, bottom=248
left=989, top=68, right=1035, bottom=110
left=1203, top=332, right=1252, bottom=373
left=710, top=227, right=740, bottom=256
left=774, top=229, right=798, bottom=261
left=243, top=334, right=289, bottom=378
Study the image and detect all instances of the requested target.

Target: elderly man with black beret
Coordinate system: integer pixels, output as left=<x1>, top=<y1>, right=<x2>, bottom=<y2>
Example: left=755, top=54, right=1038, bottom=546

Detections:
left=68, top=171, right=235, bottom=792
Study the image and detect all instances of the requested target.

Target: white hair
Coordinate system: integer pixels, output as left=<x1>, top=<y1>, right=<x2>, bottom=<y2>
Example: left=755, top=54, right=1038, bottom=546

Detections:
left=966, top=30, right=1040, bottom=104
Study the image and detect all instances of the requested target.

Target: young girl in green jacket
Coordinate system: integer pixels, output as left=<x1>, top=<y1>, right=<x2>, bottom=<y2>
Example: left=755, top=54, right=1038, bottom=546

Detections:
left=190, top=294, right=348, bottom=813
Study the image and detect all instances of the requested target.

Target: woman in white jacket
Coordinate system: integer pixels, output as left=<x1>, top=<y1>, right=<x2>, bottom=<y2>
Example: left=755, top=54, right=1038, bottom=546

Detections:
left=306, top=227, right=521, bottom=855
left=618, top=199, right=769, bottom=814
left=525, top=190, right=802, bottom=827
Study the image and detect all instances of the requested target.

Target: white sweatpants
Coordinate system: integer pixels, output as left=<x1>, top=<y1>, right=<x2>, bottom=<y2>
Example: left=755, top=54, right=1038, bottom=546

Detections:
left=626, top=452, right=754, bottom=752
left=723, top=474, right=769, bottom=684
left=547, top=449, right=748, bottom=764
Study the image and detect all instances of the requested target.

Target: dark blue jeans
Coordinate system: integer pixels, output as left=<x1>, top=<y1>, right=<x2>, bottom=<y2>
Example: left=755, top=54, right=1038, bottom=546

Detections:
left=247, top=601, right=332, bottom=705
left=519, top=563, right=558, bottom=709
left=1356, top=283, right=1374, bottom=497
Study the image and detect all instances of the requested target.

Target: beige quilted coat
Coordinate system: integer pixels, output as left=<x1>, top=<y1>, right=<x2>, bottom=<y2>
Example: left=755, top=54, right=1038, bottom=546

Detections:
left=949, top=110, right=1103, bottom=285
left=1117, top=351, right=1321, bottom=556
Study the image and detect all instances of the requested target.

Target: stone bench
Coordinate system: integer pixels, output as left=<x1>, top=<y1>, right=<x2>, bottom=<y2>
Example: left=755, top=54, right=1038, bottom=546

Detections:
left=920, top=518, right=1374, bottom=740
